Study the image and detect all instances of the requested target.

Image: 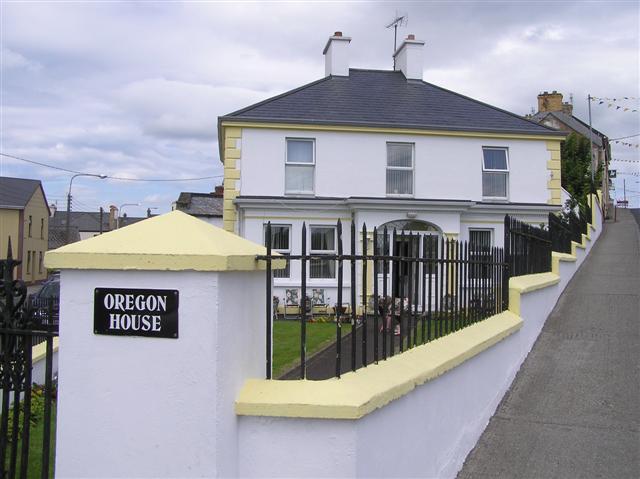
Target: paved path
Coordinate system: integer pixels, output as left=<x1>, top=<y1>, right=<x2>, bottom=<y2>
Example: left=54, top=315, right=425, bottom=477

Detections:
left=458, top=209, right=640, bottom=479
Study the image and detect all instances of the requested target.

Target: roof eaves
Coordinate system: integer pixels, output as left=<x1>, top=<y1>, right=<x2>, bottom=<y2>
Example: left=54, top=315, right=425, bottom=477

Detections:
left=219, top=117, right=567, bottom=137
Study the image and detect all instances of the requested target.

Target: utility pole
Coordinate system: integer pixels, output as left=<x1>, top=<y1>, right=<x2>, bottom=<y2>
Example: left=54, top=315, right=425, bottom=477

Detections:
left=623, top=178, right=626, bottom=205
left=99, top=207, right=104, bottom=234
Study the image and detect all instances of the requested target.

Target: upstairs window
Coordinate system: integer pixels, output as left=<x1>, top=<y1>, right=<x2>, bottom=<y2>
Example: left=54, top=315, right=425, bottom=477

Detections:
left=310, top=226, right=336, bottom=279
left=386, top=143, right=414, bottom=195
left=28, top=215, right=33, bottom=237
left=285, top=139, right=314, bottom=194
left=482, top=148, right=509, bottom=199
left=264, top=224, right=291, bottom=278
left=40, top=218, right=44, bottom=239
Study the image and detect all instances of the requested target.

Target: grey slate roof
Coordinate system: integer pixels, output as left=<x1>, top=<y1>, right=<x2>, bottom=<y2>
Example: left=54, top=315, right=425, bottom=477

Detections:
left=220, top=69, right=562, bottom=136
left=50, top=211, right=148, bottom=232
left=530, top=111, right=604, bottom=147
left=51, top=211, right=109, bottom=232
left=174, top=192, right=223, bottom=217
left=0, top=176, right=44, bottom=209
left=48, top=226, right=80, bottom=249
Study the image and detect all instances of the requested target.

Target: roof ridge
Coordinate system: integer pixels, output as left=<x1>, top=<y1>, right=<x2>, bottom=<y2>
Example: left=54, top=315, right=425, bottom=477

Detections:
left=419, top=79, right=560, bottom=133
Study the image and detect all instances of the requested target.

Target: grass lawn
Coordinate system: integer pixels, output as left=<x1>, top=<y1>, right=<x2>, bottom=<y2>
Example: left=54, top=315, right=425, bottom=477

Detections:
left=3, top=401, right=56, bottom=479
left=273, top=320, right=337, bottom=378
left=26, top=403, right=56, bottom=479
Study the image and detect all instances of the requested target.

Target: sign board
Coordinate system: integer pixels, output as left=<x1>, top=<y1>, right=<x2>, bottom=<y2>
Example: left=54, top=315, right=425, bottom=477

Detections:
left=94, top=288, right=179, bottom=338
left=609, top=169, right=617, bottom=178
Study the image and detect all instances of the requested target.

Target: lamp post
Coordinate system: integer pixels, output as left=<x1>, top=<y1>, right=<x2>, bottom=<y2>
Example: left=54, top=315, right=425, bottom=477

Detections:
left=66, top=173, right=107, bottom=244
left=117, top=203, right=140, bottom=229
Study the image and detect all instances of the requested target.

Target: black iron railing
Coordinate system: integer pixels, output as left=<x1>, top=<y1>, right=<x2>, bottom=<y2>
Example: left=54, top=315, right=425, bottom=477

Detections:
left=548, top=212, right=573, bottom=254
left=0, top=241, right=58, bottom=479
left=504, top=216, right=552, bottom=277
left=260, top=221, right=507, bottom=380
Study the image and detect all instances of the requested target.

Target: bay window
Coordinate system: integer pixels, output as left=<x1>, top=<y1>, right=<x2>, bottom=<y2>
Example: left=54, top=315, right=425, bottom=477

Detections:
left=310, top=226, right=336, bottom=279
left=264, top=224, right=291, bottom=278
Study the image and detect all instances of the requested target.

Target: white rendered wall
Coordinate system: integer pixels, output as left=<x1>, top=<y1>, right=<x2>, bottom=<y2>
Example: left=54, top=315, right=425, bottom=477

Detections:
left=55, top=268, right=264, bottom=478
left=240, top=128, right=551, bottom=204
left=236, top=215, right=603, bottom=478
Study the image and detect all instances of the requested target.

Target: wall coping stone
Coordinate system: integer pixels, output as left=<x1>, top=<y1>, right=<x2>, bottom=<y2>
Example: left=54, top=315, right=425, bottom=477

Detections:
left=236, top=311, right=522, bottom=419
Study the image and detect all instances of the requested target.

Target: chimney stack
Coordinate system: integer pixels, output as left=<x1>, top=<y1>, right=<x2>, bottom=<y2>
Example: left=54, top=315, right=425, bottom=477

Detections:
left=323, top=31, right=351, bottom=77
left=108, top=205, right=118, bottom=231
left=393, top=34, right=425, bottom=81
left=213, top=185, right=224, bottom=198
left=537, top=91, right=564, bottom=113
left=50, top=203, right=57, bottom=217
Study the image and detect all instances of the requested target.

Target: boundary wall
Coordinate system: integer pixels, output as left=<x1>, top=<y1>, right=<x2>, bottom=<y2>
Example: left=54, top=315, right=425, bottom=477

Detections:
left=235, top=194, right=603, bottom=478
left=47, top=198, right=603, bottom=478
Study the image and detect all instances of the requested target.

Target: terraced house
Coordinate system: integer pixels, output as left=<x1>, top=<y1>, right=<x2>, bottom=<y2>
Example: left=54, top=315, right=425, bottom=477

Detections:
left=217, top=32, right=566, bottom=304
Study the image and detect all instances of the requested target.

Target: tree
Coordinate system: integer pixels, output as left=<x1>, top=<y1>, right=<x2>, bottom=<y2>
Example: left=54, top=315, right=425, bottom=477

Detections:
left=560, top=132, right=601, bottom=205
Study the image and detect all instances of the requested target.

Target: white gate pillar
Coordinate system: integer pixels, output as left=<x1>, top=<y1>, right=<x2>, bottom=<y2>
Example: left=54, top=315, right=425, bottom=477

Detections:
left=45, top=211, right=274, bottom=478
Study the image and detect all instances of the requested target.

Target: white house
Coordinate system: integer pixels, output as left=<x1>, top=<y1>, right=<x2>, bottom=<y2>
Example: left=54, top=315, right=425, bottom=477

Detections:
left=217, top=32, right=565, bottom=308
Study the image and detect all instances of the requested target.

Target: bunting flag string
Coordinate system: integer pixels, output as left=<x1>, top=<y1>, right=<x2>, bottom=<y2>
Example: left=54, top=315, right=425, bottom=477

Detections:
left=611, top=140, right=639, bottom=148
left=590, top=96, right=639, bottom=102
left=612, top=158, right=640, bottom=163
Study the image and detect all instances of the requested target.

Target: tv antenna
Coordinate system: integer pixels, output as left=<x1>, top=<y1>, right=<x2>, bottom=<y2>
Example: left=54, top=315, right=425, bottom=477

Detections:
left=386, top=12, right=408, bottom=69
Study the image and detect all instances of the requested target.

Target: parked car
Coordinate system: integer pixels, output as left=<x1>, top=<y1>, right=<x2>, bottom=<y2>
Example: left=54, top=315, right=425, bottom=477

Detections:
left=28, top=277, right=60, bottom=325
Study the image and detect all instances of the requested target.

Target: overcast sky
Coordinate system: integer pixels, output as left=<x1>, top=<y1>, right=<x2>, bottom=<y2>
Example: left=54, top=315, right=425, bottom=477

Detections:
left=1, top=1, right=639, bottom=215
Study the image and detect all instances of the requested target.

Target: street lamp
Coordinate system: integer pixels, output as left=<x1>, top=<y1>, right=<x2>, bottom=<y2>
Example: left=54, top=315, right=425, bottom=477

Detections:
left=66, top=173, right=107, bottom=244
left=117, top=203, right=140, bottom=229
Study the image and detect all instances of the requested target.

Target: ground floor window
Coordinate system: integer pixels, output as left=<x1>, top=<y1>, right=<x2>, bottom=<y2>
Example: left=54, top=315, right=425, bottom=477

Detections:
left=265, top=224, right=291, bottom=278
left=310, top=226, right=336, bottom=279
left=469, top=229, right=493, bottom=279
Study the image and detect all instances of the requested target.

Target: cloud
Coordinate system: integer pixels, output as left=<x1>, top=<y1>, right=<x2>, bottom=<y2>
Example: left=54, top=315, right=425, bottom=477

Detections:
left=1, top=47, right=41, bottom=71
left=0, top=1, right=637, bottom=210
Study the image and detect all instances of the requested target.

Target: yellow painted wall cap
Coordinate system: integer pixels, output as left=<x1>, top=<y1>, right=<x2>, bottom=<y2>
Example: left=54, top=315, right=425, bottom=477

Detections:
left=44, top=210, right=284, bottom=272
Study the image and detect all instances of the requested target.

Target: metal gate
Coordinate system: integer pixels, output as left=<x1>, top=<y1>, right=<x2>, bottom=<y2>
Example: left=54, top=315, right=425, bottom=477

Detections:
left=0, top=242, right=58, bottom=479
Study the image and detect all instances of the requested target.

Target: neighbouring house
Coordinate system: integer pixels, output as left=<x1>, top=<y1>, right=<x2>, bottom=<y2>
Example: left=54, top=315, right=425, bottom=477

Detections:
left=216, top=32, right=566, bottom=305
left=529, top=91, right=611, bottom=212
left=49, top=205, right=151, bottom=247
left=171, top=186, right=224, bottom=228
left=0, top=176, right=50, bottom=283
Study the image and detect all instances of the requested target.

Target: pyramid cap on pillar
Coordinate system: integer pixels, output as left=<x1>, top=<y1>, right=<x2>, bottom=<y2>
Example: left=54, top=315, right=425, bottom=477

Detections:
left=45, top=210, right=284, bottom=272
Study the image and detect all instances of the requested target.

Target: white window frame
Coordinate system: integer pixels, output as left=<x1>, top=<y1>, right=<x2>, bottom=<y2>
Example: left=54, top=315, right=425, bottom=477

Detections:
left=309, top=225, right=337, bottom=280
left=264, top=224, right=291, bottom=279
left=285, top=138, right=315, bottom=195
left=386, top=142, right=415, bottom=197
left=469, top=228, right=494, bottom=280
left=482, top=147, right=509, bottom=200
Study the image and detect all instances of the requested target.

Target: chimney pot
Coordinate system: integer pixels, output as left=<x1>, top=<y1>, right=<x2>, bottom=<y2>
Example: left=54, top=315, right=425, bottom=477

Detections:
left=334, top=31, right=342, bottom=37
left=407, top=34, right=415, bottom=40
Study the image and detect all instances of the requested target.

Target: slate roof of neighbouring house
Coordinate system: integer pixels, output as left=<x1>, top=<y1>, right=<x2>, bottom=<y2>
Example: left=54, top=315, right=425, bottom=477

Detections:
left=50, top=211, right=149, bottom=232
left=50, top=211, right=109, bottom=232
left=0, top=176, right=47, bottom=210
left=220, top=69, right=563, bottom=136
left=48, top=226, right=80, bottom=249
left=530, top=111, right=605, bottom=147
left=174, top=192, right=223, bottom=217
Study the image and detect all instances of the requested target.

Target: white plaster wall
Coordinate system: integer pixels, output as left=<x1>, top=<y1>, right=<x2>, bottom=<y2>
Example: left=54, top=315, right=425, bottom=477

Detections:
left=56, top=268, right=265, bottom=478
left=240, top=128, right=551, bottom=204
left=31, top=350, right=58, bottom=386
left=236, top=218, right=604, bottom=478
